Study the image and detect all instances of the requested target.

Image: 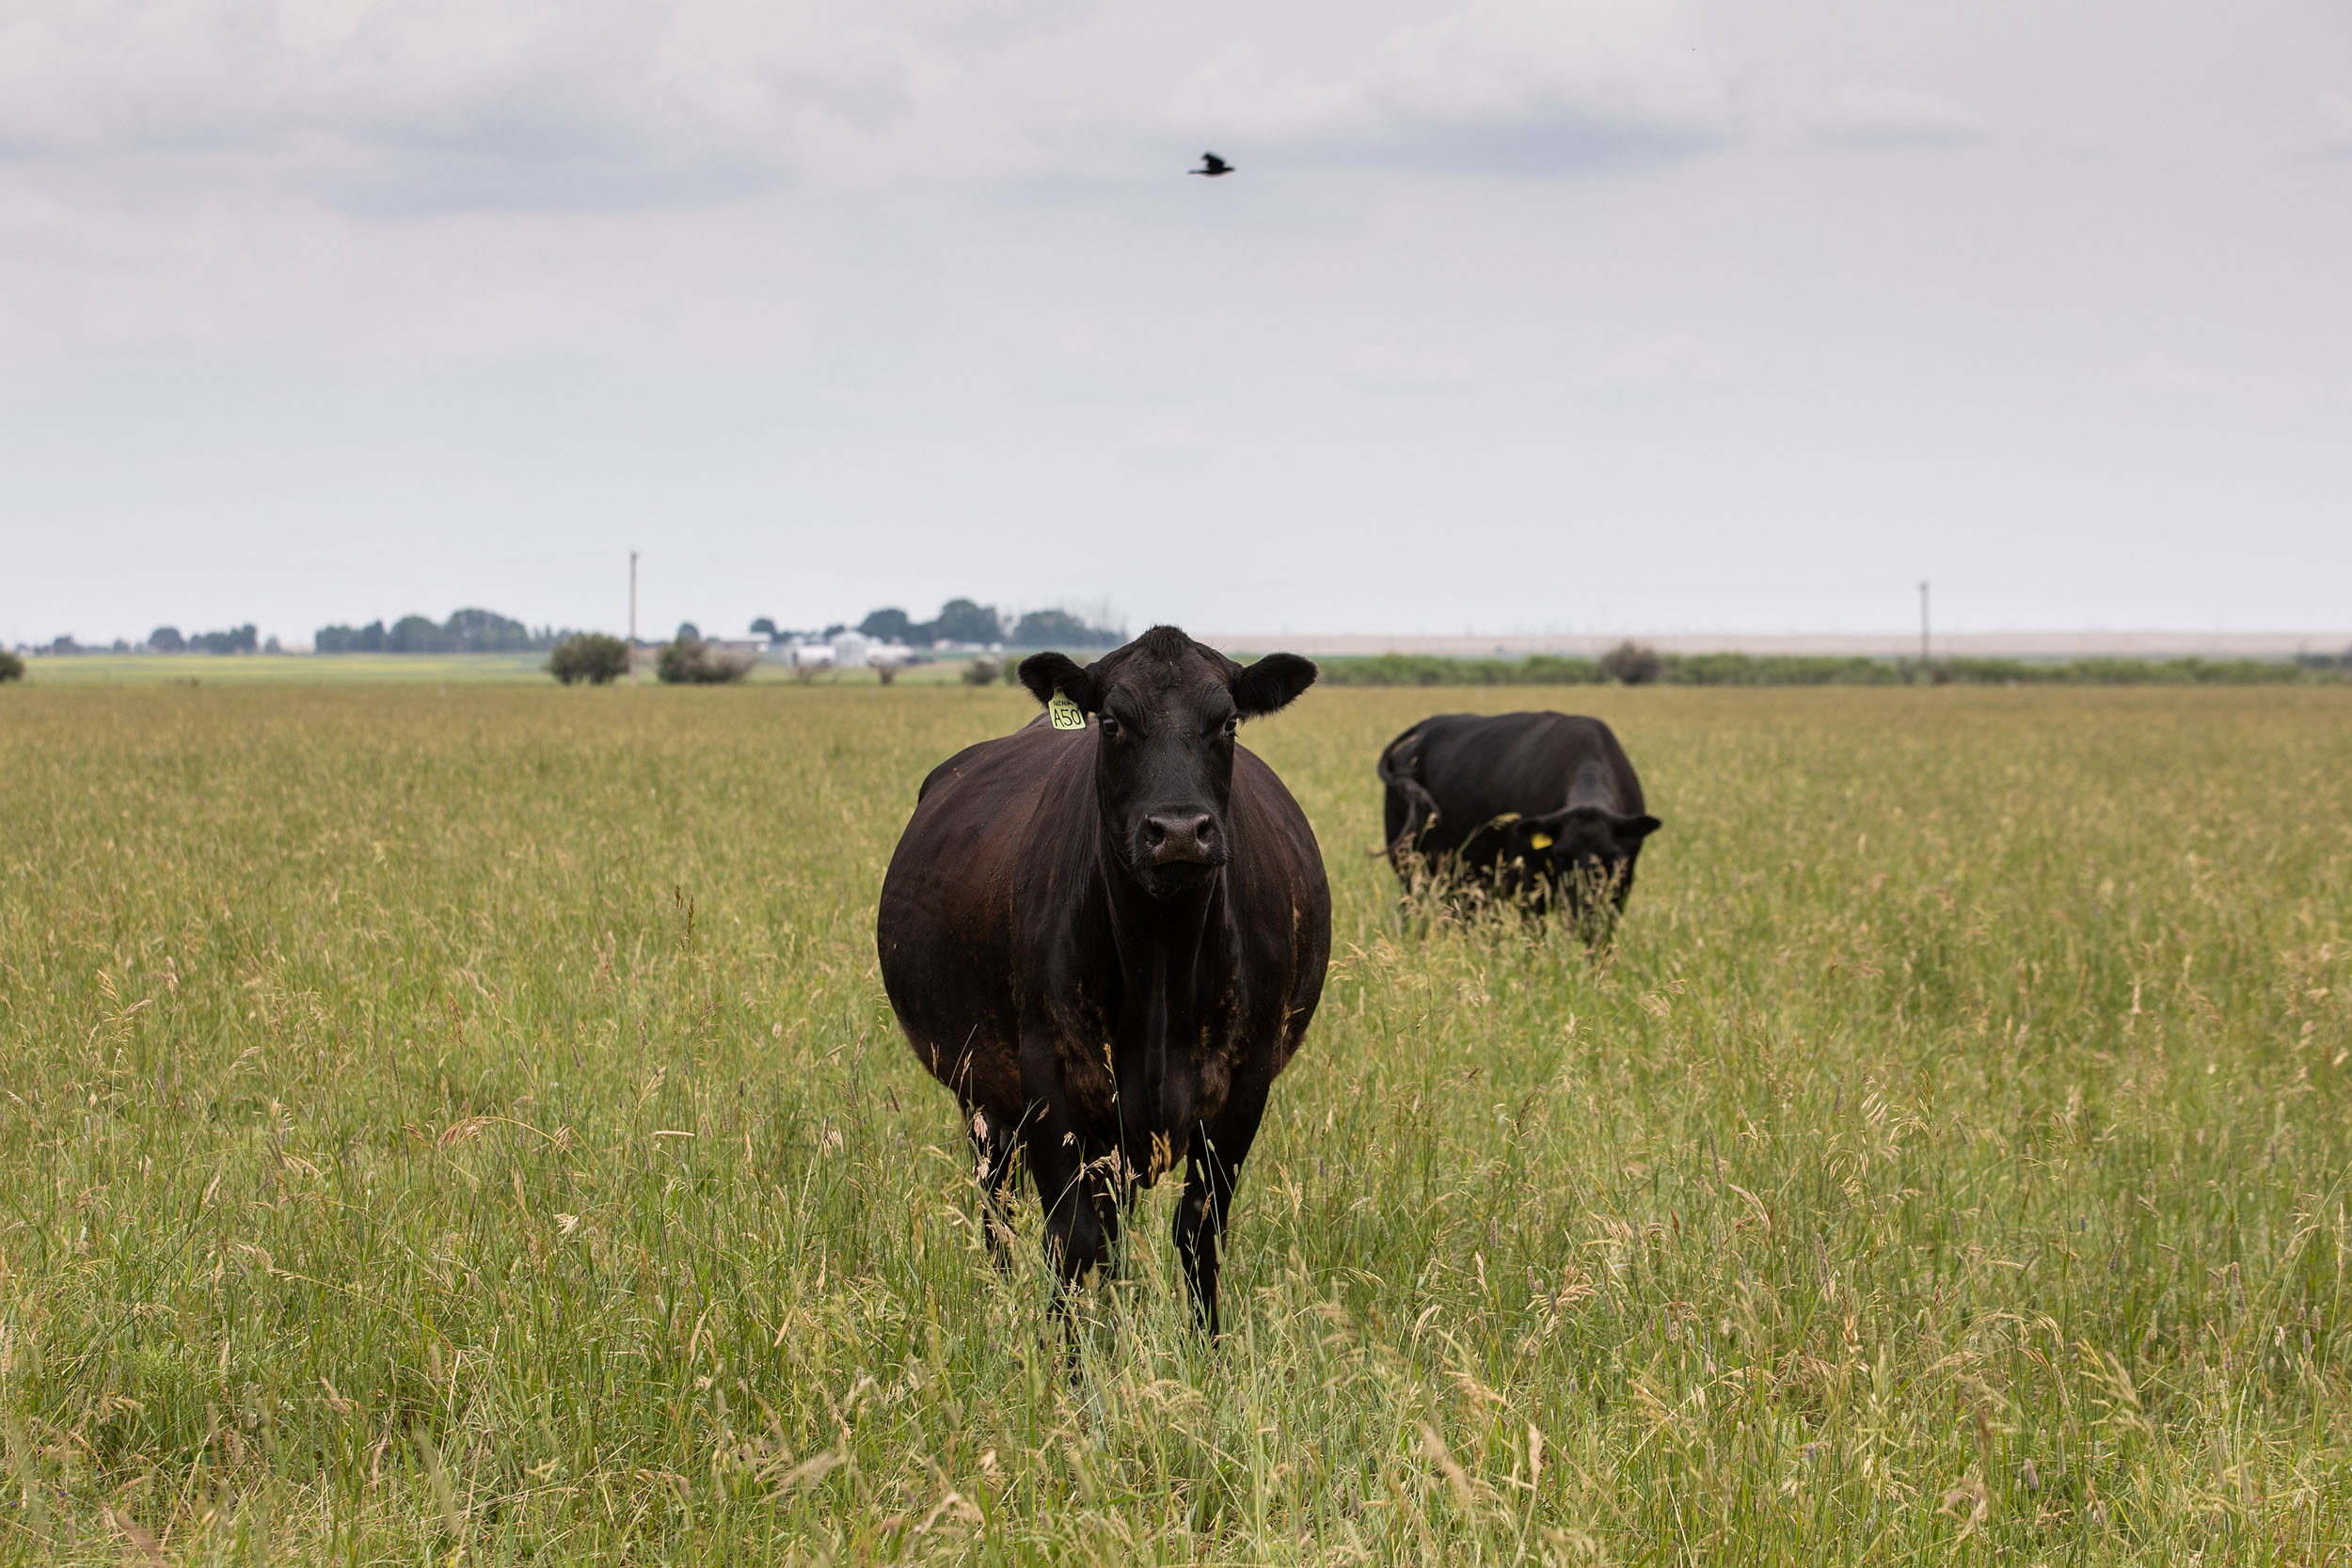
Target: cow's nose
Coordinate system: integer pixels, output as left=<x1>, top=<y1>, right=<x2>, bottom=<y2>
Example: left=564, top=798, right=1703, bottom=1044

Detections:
left=1143, top=812, right=1218, bottom=863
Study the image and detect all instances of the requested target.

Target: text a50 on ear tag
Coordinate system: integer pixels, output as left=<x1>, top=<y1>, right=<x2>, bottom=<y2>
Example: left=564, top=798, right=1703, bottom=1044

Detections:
left=1047, top=693, right=1087, bottom=731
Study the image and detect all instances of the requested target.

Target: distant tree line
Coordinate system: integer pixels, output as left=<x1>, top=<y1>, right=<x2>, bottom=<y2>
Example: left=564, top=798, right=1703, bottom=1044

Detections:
left=829, top=600, right=1123, bottom=649
left=1005, top=607, right=1125, bottom=647
left=315, top=609, right=567, bottom=654
left=28, top=597, right=1127, bottom=663
left=146, top=626, right=262, bottom=655
left=26, top=626, right=271, bottom=655
left=1315, top=644, right=2352, bottom=688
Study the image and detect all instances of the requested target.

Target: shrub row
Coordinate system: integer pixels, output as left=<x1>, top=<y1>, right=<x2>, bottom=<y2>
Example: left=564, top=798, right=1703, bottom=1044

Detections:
left=542, top=632, right=755, bottom=686
left=547, top=633, right=632, bottom=685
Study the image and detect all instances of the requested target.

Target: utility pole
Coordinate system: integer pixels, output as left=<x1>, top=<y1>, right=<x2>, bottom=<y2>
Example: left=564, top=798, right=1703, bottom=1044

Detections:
left=1918, top=579, right=1931, bottom=673
left=629, top=550, right=640, bottom=686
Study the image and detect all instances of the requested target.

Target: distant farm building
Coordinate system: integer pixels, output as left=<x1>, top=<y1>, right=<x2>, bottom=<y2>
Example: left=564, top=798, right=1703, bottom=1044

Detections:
left=783, top=633, right=914, bottom=670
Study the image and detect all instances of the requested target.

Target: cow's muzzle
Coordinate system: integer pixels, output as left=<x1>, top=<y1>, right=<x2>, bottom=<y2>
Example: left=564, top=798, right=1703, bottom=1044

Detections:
left=1142, top=811, right=1224, bottom=867
left=1132, top=811, right=1227, bottom=895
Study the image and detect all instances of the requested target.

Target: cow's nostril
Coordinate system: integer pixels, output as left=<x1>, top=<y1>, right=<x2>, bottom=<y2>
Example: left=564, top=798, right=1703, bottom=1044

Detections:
left=1143, top=819, right=1167, bottom=847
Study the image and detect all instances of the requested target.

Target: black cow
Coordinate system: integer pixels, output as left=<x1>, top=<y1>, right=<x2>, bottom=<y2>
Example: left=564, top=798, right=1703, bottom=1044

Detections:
left=876, top=626, right=1329, bottom=1335
left=1377, top=711, right=1660, bottom=927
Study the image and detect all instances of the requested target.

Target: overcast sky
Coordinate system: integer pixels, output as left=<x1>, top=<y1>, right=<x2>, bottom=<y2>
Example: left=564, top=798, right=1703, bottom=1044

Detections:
left=5, top=0, right=2348, bottom=646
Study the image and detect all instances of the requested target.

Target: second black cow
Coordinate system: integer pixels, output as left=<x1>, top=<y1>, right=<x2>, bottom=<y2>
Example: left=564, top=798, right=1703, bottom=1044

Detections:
left=1377, top=710, right=1660, bottom=928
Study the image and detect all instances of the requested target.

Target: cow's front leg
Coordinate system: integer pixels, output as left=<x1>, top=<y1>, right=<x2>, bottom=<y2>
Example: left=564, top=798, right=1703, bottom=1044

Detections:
left=1022, top=1113, right=1114, bottom=1299
left=1174, top=1077, right=1270, bottom=1338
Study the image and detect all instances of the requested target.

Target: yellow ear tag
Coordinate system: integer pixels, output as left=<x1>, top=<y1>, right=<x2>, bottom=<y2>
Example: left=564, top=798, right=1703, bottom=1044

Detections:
left=1529, top=832, right=1554, bottom=849
left=1047, top=693, right=1087, bottom=731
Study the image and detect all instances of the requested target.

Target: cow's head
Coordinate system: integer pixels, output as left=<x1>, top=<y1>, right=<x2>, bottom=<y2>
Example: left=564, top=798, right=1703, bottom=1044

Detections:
left=1020, top=626, right=1317, bottom=899
left=1505, top=805, right=1661, bottom=913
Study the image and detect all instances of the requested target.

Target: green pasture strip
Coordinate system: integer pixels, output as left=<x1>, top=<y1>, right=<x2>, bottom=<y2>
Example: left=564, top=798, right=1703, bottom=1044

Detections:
left=0, top=683, right=2346, bottom=1562
left=1315, top=651, right=2352, bottom=688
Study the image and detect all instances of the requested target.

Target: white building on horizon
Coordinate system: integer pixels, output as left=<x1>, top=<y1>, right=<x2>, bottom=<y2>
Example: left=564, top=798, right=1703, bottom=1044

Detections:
left=783, top=632, right=914, bottom=669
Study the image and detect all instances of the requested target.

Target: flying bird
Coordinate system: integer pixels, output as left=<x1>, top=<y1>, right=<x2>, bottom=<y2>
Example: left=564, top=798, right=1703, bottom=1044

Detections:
left=1189, top=151, right=1234, bottom=178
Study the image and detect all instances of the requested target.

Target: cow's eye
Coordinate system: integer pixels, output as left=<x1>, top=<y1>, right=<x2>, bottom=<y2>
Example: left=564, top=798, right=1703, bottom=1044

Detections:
left=1220, top=716, right=1239, bottom=739
left=1097, top=714, right=1121, bottom=739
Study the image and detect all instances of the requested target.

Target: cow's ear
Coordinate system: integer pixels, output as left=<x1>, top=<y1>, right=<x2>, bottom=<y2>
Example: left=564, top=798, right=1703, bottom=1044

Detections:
left=1620, top=814, right=1662, bottom=840
left=1232, top=653, right=1317, bottom=717
left=1018, top=652, right=1097, bottom=712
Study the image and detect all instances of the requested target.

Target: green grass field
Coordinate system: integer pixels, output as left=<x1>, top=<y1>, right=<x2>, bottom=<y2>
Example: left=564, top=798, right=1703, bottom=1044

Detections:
left=3, top=682, right=2347, bottom=1563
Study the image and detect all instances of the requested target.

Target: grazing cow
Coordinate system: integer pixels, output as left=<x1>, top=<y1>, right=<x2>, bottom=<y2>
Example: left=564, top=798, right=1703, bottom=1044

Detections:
left=1377, top=711, right=1661, bottom=927
left=876, top=626, right=1329, bottom=1335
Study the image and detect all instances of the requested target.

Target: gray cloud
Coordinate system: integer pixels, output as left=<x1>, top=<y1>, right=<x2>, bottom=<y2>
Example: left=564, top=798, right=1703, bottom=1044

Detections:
left=0, top=0, right=1738, bottom=208
left=1184, top=0, right=1736, bottom=162
left=1804, top=83, right=1985, bottom=148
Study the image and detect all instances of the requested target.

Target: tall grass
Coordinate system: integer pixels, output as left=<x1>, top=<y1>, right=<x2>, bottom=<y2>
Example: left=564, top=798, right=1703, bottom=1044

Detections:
left=0, top=684, right=2346, bottom=1562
